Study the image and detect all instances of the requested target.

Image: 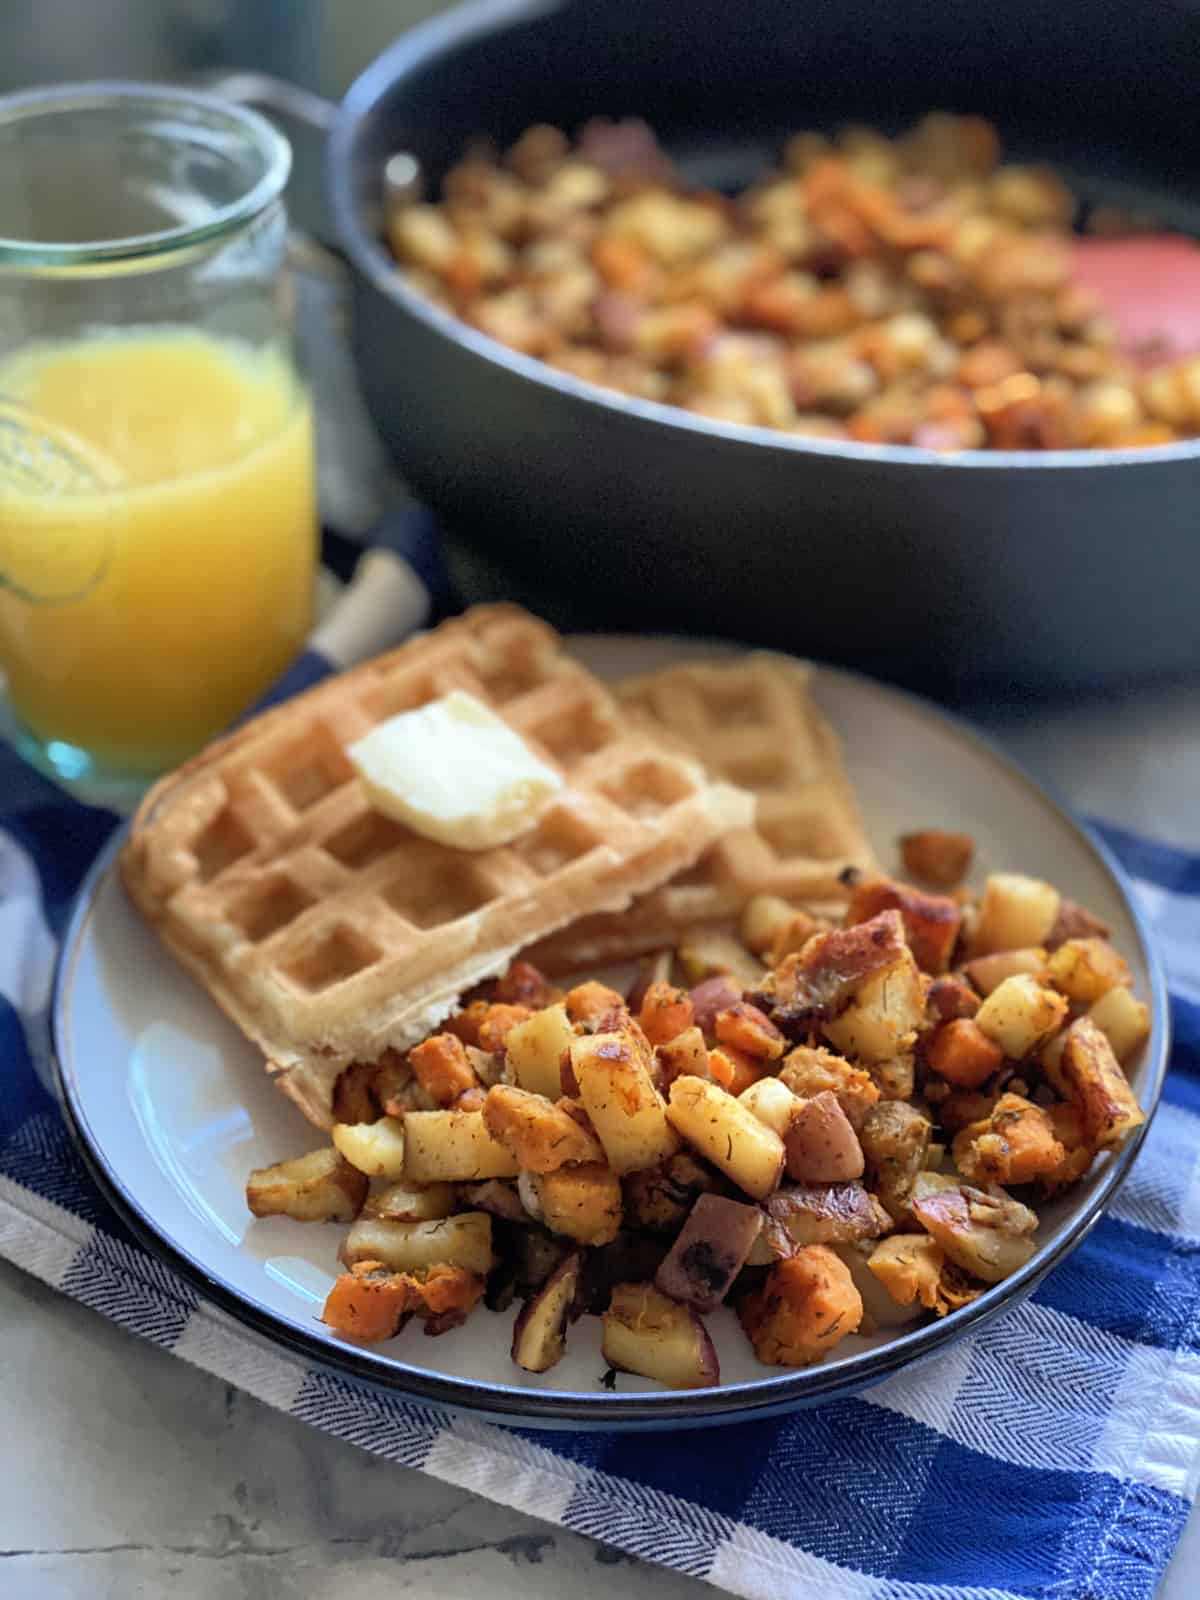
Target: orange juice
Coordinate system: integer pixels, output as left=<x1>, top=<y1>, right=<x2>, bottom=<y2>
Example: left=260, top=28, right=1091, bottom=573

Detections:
left=0, top=327, right=316, bottom=773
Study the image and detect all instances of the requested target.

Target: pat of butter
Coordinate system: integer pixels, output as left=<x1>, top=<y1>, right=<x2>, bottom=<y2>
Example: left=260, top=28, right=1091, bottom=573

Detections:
left=348, top=689, right=563, bottom=851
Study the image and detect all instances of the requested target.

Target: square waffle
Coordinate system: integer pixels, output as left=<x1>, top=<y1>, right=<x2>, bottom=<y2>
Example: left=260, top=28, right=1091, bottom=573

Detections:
left=121, top=606, right=753, bottom=1127
left=526, top=652, right=876, bottom=968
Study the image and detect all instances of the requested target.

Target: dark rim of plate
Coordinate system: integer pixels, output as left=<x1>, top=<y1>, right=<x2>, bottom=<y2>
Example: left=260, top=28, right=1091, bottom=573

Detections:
left=49, top=656, right=1171, bottom=1428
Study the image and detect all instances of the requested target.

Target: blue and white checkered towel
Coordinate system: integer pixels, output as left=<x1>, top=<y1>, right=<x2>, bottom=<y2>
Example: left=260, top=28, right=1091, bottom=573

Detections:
left=1, top=574, right=1198, bottom=1598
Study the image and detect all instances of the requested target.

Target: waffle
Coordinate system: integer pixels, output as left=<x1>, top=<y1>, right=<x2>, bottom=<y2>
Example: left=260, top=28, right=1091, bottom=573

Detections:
left=121, top=607, right=753, bottom=1128
left=526, top=653, right=875, bottom=969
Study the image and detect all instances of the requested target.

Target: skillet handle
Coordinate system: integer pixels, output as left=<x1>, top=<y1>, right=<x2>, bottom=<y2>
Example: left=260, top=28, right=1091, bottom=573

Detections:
left=194, top=70, right=337, bottom=134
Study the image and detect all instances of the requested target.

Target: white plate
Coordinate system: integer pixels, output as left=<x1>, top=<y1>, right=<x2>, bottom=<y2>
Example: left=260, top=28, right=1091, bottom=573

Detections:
left=53, top=638, right=1169, bottom=1427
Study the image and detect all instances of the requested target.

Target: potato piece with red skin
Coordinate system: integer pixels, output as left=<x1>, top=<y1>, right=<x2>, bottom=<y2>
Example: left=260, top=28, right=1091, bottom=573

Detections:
left=638, top=982, right=695, bottom=1047
left=911, top=1185, right=1037, bottom=1285
left=714, top=1001, right=786, bottom=1061
left=655, top=1193, right=764, bottom=1313
left=689, top=974, right=744, bottom=1037
left=408, top=1032, right=480, bottom=1107
left=785, top=1091, right=865, bottom=1183
left=845, top=876, right=962, bottom=974
left=778, top=1045, right=880, bottom=1131
left=602, top=1282, right=720, bottom=1390
left=511, top=1251, right=583, bottom=1372
left=763, top=1182, right=891, bottom=1252
left=951, top=1093, right=1067, bottom=1186
left=482, top=1084, right=605, bottom=1173
left=738, top=1246, right=863, bottom=1366
left=1060, top=1017, right=1146, bottom=1152
left=1046, top=897, right=1110, bottom=949
left=899, top=829, right=974, bottom=889
left=926, top=1018, right=1004, bottom=1090
left=757, top=910, right=908, bottom=1031
left=822, top=947, right=927, bottom=1064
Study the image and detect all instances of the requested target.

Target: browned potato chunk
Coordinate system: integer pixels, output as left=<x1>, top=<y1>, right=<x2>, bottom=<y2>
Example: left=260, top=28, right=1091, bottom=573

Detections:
left=403, top=1109, right=520, bottom=1183
left=1046, top=938, right=1132, bottom=1005
left=365, top=1178, right=455, bottom=1222
left=666, top=1075, right=785, bottom=1200
left=778, top=1045, right=880, bottom=1130
left=738, top=1246, right=863, bottom=1366
left=482, top=1084, right=604, bottom=1172
left=926, top=974, right=981, bottom=1022
left=860, top=1101, right=931, bottom=1221
left=678, top=930, right=765, bottom=989
left=571, top=1029, right=679, bottom=1174
left=655, top=1194, right=764, bottom=1312
left=332, top=1062, right=381, bottom=1125
left=900, top=829, right=974, bottom=888
left=602, top=1282, right=720, bottom=1389
left=1059, top=1017, right=1147, bottom=1151
left=534, top=1162, right=623, bottom=1245
left=1086, top=986, right=1151, bottom=1064
left=974, top=974, right=1068, bottom=1059
left=688, top=975, right=744, bottom=1036
left=867, top=1234, right=945, bottom=1309
left=822, top=946, right=927, bottom=1063
left=340, top=1212, right=495, bottom=1276
left=763, top=1181, right=891, bottom=1250
left=738, top=1076, right=802, bottom=1137
left=911, top=1184, right=1037, bottom=1284
left=332, top=1116, right=408, bottom=1180
left=504, top=1002, right=577, bottom=1099
left=971, top=873, right=1060, bottom=956
left=655, top=1024, right=710, bottom=1087
left=622, top=1153, right=721, bottom=1233
left=845, top=876, right=962, bottom=974
left=785, top=1091, right=865, bottom=1183
left=246, top=1147, right=368, bottom=1222
left=511, top=1251, right=583, bottom=1373
left=757, top=910, right=908, bottom=1031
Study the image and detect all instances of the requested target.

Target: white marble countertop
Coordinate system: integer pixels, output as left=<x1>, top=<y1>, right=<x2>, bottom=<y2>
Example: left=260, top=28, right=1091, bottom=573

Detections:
left=3, top=677, right=1198, bottom=1599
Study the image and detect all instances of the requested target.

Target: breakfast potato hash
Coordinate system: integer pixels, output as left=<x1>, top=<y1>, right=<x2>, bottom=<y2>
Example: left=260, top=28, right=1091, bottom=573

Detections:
left=385, top=111, right=1200, bottom=452
left=247, top=851, right=1149, bottom=1389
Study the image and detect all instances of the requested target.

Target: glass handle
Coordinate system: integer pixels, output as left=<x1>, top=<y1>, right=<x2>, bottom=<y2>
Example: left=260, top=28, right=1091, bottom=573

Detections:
left=195, top=71, right=337, bottom=135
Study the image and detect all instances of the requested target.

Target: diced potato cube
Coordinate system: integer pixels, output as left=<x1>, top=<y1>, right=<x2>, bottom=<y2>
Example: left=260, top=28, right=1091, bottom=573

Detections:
left=899, top=829, right=974, bottom=888
left=964, top=948, right=1048, bottom=996
left=1086, top=985, right=1151, bottom=1064
left=666, top=1075, right=784, bottom=1200
left=655, top=1025, right=710, bottom=1087
left=738, top=1076, right=801, bottom=1137
left=738, top=1246, right=863, bottom=1366
left=678, top=929, right=765, bottom=989
left=971, top=873, right=1060, bottom=956
left=365, top=1178, right=455, bottom=1222
left=570, top=1030, right=679, bottom=1175
left=403, top=1109, right=520, bottom=1183
left=332, top=1116, right=408, bottom=1180
left=1059, top=1017, right=1147, bottom=1152
left=785, top=1092, right=865, bottom=1183
left=1046, top=938, right=1132, bottom=1005
left=534, top=1163, right=623, bottom=1245
left=505, top=1003, right=577, bottom=1099
left=340, top=1212, right=495, bottom=1276
left=822, top=949, right=926, bottom=1062
left=911, top=1185, right=1037, bottom=1285
left=974, top=975, right=1068, bottom=1060
left=739, top=894, right=797, bottom=955
left=246, top=1146, right=368, bottom=1222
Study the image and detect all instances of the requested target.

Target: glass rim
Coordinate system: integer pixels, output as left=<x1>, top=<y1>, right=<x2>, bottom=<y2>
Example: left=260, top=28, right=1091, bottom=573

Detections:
left=0, top=81, right=292, bottom=267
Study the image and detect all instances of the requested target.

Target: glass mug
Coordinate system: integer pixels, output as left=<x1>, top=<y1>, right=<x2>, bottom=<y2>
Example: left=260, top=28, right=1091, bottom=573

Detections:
left=0, top=83, right=317, bottom=790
